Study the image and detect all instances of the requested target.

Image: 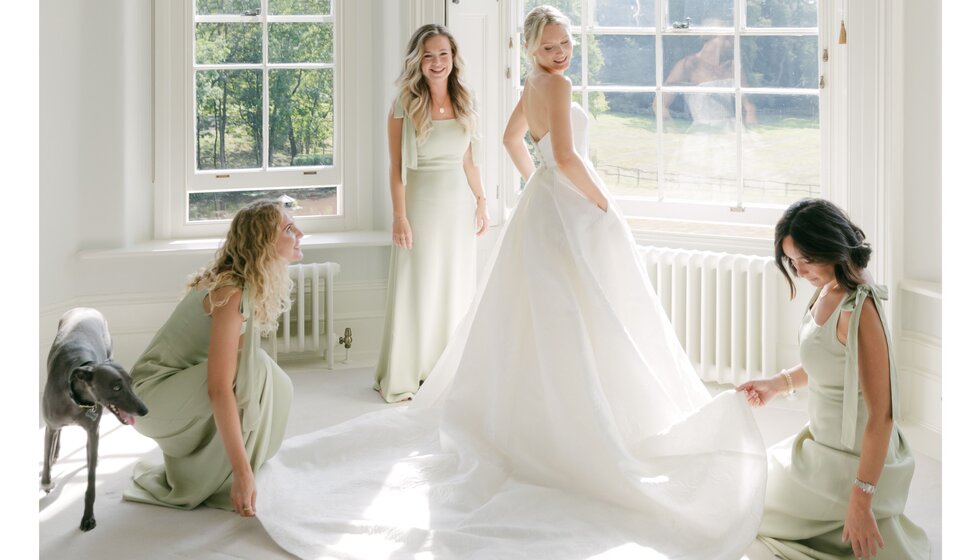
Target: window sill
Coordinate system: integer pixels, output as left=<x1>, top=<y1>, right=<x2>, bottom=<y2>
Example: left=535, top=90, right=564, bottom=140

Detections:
left=78, top=230, right=392, bottom=260
left=626, top=216, right=775, bottom=256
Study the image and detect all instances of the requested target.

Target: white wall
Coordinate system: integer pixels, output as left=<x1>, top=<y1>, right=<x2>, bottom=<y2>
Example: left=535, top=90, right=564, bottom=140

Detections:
left=40, top=0, right=154, bottom=305
left=903, top=1, right=942, bottom=285
left=38, top=0, right=943, bottom=457
left=896, top=0, right=942, bottom=458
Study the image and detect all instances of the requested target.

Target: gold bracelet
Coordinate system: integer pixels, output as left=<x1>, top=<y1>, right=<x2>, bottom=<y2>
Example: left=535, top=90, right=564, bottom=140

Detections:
left=780, top=370, right=797, bottom=399
left=475, top=195, right=486, bottom=204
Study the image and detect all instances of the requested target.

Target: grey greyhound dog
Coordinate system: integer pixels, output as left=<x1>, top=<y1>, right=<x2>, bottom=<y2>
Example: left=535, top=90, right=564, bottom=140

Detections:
left=41, top=307, right=148, bottom=531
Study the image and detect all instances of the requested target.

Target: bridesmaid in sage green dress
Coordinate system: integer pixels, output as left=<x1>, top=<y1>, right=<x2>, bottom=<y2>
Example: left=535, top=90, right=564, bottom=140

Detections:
left=738, top=198, right=929, bottom=559
left=374, top=24, right=490, bottom=403
left=123, top=200, right=300, bottom=518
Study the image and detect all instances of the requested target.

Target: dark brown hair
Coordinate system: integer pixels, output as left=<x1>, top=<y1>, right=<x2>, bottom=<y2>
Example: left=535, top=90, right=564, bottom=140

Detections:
left=774, top=198, right=872, bottom=298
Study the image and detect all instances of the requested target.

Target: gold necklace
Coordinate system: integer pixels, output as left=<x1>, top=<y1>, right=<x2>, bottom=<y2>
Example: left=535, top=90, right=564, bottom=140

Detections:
left=433, top=94, right=449, bottom=115
left=818, top=281, right=840, bottom=299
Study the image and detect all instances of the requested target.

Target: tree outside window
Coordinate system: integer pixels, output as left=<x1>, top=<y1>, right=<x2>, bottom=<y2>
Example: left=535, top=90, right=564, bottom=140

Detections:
left=190, top=0, right=338, bottom=222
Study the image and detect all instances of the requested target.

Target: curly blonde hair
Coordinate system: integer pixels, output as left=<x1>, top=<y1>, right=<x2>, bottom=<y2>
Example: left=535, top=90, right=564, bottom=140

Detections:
left=523, top=5, right=575, bottom=66
left=187, top=199, right=293, bottom=335
left=395, top=24, right=478, bottom=144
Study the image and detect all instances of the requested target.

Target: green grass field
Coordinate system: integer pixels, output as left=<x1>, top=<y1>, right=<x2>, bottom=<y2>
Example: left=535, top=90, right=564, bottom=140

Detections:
left=588, top=111, right=820, bottom=203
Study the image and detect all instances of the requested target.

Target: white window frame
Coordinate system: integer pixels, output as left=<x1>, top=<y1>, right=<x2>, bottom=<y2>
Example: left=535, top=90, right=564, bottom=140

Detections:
left=503, top=0, right=840, bottom=253
left=154, top=0, right=370, bottom=239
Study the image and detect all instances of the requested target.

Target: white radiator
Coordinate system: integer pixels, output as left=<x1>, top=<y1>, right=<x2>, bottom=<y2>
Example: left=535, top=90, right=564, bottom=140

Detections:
left=637, top=247, right=779, bottom=386
left=269, top=262, right=341, bottom=368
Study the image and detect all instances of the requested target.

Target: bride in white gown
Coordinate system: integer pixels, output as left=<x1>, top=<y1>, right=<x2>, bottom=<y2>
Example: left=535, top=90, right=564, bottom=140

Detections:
left=256, top=6, right=767, bottom=559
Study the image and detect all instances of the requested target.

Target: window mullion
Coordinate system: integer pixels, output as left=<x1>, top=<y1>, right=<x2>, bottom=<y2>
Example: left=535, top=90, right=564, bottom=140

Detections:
left=734, top=0, right=745, bottom=210
left=262, top=0, right=270, bottom=172
left=580, top=0, right=589, bottom=108
left=655, top=0, right=665, bottom=202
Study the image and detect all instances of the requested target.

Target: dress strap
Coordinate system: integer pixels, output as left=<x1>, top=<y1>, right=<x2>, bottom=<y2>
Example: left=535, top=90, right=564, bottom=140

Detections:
left=393, top=100, right=418, bottom=187
left=805, top=288, right=821, bottom=315
left=235, top=286, right=261, bottom=432
left=839, top=283, right=898, bottom=449
left=238, top=287, right=252, bottom=320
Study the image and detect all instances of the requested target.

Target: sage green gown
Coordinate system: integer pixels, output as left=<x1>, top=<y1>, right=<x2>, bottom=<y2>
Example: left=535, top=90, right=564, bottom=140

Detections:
left=123, top=287, right=293, bottom=510
left=758, top=284, right=930, bottom=559
left=374, top=104, right=480, bottom=403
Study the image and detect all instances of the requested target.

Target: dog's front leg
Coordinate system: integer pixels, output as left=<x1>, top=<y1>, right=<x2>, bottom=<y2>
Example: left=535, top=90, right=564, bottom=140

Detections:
left=81, top=422, right=99, bottom=531
left=41, top=426, right=59, bottom=493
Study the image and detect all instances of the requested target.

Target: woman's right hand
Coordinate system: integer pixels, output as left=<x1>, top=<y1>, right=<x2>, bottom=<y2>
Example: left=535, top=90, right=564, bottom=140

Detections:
left=232, top=467, right=257, bottom=517
left=736, top=377, right=783, bottom=408
left=392, top=217, right=413, bottom=249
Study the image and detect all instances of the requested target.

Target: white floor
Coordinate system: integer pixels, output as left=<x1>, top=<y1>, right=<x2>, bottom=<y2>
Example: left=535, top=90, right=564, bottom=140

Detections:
left=38, top=363, right=941, bottom=559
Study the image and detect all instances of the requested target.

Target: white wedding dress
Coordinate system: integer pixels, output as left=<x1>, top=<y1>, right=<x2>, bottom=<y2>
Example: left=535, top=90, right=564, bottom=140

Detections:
left=256, top=103, right=767, bottom=559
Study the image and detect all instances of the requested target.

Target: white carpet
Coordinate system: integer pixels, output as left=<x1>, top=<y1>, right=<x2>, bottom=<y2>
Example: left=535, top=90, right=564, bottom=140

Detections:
left=38, top=363, right=941, bottom=559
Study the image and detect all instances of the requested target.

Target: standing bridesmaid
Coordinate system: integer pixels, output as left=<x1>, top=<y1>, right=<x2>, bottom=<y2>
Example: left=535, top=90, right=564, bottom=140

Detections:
left=374, top=24, right=490, bottom=403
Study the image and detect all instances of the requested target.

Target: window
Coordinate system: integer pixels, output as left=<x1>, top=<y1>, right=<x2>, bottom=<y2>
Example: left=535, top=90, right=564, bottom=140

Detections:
left=156, top=0, right=365, bottom=238
left=513, top=0, right=823, bottom=242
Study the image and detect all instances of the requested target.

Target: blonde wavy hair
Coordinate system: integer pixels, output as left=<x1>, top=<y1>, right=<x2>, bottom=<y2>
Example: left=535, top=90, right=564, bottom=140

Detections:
left=187, top=199, right=293, bottom=336
left=523, top=5, right=575, bottom=67
left=395, top=24, right=478, bottom=144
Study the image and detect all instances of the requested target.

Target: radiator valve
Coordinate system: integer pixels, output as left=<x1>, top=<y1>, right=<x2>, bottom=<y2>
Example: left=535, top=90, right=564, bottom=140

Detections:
left=339, top=328, right=353, bottom=349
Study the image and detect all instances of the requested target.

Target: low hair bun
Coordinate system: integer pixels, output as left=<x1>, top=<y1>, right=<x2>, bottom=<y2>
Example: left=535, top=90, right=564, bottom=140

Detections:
left=851, top=243, right=872, bottom=268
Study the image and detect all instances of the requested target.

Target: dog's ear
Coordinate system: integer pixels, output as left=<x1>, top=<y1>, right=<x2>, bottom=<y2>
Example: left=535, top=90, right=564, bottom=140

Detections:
left=73, top=365, right=95, bottom=383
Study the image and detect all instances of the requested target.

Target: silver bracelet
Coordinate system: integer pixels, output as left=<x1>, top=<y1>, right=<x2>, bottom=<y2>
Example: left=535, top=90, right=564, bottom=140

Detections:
left=853, top=478, right=877, bottom=495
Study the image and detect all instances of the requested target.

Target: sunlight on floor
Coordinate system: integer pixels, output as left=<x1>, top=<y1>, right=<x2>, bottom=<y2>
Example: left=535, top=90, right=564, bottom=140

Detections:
left=38, top=364, right=941, bottom=559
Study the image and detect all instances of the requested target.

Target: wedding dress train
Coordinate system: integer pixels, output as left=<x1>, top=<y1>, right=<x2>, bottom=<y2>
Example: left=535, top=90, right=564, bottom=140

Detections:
left=256, top=103, right=767, bottom=559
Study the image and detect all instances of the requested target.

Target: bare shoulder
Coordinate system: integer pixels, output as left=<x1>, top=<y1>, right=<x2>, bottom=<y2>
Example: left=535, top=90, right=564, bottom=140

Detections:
left=212, top=285, right=243, bottom=301
left=203, top=285, right=244, bottom=316
left=538, top=73, right=572, bottom=93
left=858, top=293, right=884, bottom=331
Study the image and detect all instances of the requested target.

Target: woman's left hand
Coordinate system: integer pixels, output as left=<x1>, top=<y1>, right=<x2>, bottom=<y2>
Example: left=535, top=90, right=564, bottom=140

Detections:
left=475, top=200, right=490, bottom=237
left=842, top=495, right=884, bottom=558
left=231, top=467, right=258, bottom=518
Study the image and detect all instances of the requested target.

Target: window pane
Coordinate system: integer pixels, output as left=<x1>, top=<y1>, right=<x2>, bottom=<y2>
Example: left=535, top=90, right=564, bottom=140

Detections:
left=269, top=69, right=334, bottom=168
left=666, top=0, right=734, bottom=28
left=269, top=0, right=331, bottom=16
left=742, top=36, right=818, bottom=88
left=189, top=186, right=338, bottom=222
left=195, top=23, right=262, bottom=65
left=742, top=94, right=819, bottom=204
left=662, top=93, right=737, bottom=202
left=269, top=22, right=334, bottom=64
left=595, top=0, right=656, bottom=27
left=593, top=34, right=656, bottom=86
left=747, top=0, right=818, bottom=28
left=196, top=70, right=262, bottom=170
left=196, top=0, right=260, bottom=16
left=589, top=92, right=659, bottom=196
left=510, top=0, right=822, bottom=218
left=522, top=0, right=581, bottom=26
left=664, top=35, right=735, bottom=87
